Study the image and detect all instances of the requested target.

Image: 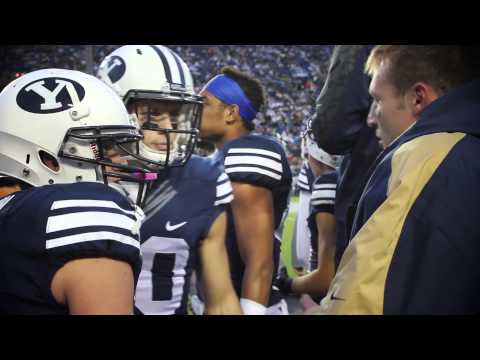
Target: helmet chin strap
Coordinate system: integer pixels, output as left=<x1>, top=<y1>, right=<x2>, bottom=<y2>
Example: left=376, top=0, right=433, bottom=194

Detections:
left=138, top=141, right=177, bottom=165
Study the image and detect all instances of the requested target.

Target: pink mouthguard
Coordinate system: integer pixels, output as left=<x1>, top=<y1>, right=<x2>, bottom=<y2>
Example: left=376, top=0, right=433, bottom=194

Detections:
left=132, top=172, right=158, bottom=181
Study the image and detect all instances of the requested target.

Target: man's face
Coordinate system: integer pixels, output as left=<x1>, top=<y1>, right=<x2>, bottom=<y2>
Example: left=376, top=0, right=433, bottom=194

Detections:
left=368, top=60, right=416, bottom=148
left=129, top=101, right=179, bottom=151
left=199, top=90, right=226, bottom=141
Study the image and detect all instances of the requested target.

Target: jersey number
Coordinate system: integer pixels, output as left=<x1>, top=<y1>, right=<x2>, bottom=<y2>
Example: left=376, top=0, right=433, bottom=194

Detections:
left=135, top=236, right=189, bottom=315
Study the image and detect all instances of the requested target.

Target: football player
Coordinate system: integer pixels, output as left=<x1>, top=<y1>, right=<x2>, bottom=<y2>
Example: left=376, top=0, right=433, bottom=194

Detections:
left=291, top=138, right=316, bottom=274
left=0, top=68, right=152, bottom=314
left=98, top=45, right=242, bottom=315
left=276, top=132, right=341, bottom=304
left=198, top=67, right=293, bottom=315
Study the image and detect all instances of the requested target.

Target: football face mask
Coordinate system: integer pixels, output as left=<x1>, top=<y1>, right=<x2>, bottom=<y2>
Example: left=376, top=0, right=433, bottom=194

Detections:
left=59, top=125, right=157, bottom=201
left=123, top=93, right=203, bottom=170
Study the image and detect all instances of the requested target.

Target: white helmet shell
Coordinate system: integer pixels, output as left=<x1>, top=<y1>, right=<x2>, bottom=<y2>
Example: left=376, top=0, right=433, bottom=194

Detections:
left=0, top=68, right=141, bottom=187
left=305, top=135, right=343, bottom=169
left=97, top=45, right=196, bottom=100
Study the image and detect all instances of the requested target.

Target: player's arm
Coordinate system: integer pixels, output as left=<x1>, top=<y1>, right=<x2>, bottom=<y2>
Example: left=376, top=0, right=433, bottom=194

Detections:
left=231, top=182, right=274, bottom=313
left=51, top=257, right=135, bottom=315
left=199, top=211, right=243, bottom=315
left=291, top=212, right=336, bottom=297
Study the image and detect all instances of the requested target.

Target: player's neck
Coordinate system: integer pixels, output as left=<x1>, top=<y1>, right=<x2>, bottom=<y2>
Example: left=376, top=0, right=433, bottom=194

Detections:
left=215, top=127, right=250, bottom=150
left=0, top=185, right=22, bottom=198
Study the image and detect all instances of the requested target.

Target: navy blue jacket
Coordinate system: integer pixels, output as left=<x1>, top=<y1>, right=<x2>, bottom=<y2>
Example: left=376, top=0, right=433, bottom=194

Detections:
left=319, top=79, right=480, bottom=314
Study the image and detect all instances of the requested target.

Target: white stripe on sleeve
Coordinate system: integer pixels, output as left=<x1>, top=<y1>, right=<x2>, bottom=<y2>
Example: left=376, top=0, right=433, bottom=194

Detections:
left=227, top=148, right=281, bottom=160
left=312, top=200, right=335, bottom=206
left=214, top=194, right=234, bottom=206
left=225, top=167, right=281, bottom=181
left=46, top=231, right=140, bottom=250
left=46, top=211, right=135, bottom=234
left=312, top=190, right=336, bottom=200
left=298, top=173, right=309, bottom=184
left=217, top=180, right=233, bottom=198
left=313, top=184, right=337, bottom=190
left=298, top=183, right=310, bottom=191
left=225, top=155, right=283, bottom=173
left=50, top=199, right=135, bottom=216
left=218, top=173, right=229, bottom=182
left=311, top=200, right=335, bottom=206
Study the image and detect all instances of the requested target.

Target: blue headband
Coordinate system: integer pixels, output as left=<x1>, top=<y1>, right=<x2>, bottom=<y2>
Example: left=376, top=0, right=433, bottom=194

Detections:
left=205, top=75, right=258, bottom=123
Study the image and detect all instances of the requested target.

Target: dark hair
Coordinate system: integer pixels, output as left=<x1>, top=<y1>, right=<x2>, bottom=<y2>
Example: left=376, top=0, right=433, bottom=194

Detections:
left=366, top=45, right=480, bottom=96
left=221, top=66, right=267, bottom=131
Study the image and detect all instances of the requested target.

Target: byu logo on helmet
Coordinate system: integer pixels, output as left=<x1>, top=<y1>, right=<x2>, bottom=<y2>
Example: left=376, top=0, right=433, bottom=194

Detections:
left=16, top=77, right=86, bottom=114
left=105, top=56, right=126, bottom=83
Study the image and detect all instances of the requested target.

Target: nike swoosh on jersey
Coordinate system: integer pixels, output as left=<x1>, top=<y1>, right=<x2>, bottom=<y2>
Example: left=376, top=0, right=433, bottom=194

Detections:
left=165, top=221, right=188, bottom=231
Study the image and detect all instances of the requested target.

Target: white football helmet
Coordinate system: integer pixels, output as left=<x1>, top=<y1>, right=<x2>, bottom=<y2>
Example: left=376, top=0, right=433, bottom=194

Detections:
left=303, top=116, right=343, bottom=169
left=0, top=68, right=154, bottom=204
left=97, top=45, right=203, bottom=169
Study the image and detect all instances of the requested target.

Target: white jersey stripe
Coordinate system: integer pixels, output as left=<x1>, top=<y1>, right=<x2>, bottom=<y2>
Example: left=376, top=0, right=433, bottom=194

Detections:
left=218, top=173, right=229, bottom=182
left=216, top=180, right=233, bottom=198
left=225, top=167, right=281, bottom=181
left=314, top=184, right=337, bottom=190
left=0, top=195, right=15, bottom=211
left=46, top=211, right=135, bottom=234
left=311, top=200, right=335, bottom=206
left=51, top=199, right=135, bottom=215
left=225, top=155, right=283, bottom=173
left=298, top=173, right=309, bottom=183
left=46, top=231, right=140, bottom=250
left=298, top=181, right=309, bottom=188
left=214, top=194, right=234, bottom=206
left=312, top=190, right=336, bottom=199
left=298, top=183, right=310, bottom=191
left=227, top=148, right=281, bottom=160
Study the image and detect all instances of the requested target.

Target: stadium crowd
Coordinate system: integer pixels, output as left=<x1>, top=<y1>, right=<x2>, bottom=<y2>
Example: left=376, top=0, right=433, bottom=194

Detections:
left=1, top=45, right=334, bottom=177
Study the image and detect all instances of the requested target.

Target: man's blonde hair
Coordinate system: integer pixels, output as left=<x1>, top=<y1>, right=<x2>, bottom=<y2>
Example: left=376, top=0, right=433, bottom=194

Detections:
left=365, top=45, right=478, bottom=96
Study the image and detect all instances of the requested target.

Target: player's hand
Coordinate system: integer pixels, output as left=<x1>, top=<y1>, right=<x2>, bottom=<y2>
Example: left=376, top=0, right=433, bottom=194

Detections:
left=275, top=267, right=294, bottom=295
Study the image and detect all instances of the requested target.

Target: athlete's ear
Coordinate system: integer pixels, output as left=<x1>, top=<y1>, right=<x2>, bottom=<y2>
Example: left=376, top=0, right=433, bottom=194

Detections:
left=225, top=104, right=240, bottom=126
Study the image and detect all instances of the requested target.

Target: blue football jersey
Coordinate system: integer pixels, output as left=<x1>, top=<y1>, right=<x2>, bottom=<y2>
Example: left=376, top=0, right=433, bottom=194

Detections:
left=308, top=171, right=337, bottom=271
left=297, top=161, right=315, bottom=193
left=134, top=155, right=233, bottom=315
left=0, top=182, right=142, bottom=314
left=212, top=134, right=292, bottom=302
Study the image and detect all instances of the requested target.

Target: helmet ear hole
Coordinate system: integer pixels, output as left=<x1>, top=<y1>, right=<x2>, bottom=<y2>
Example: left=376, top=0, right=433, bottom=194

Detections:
left=39, top=150, right=60, bottom=172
